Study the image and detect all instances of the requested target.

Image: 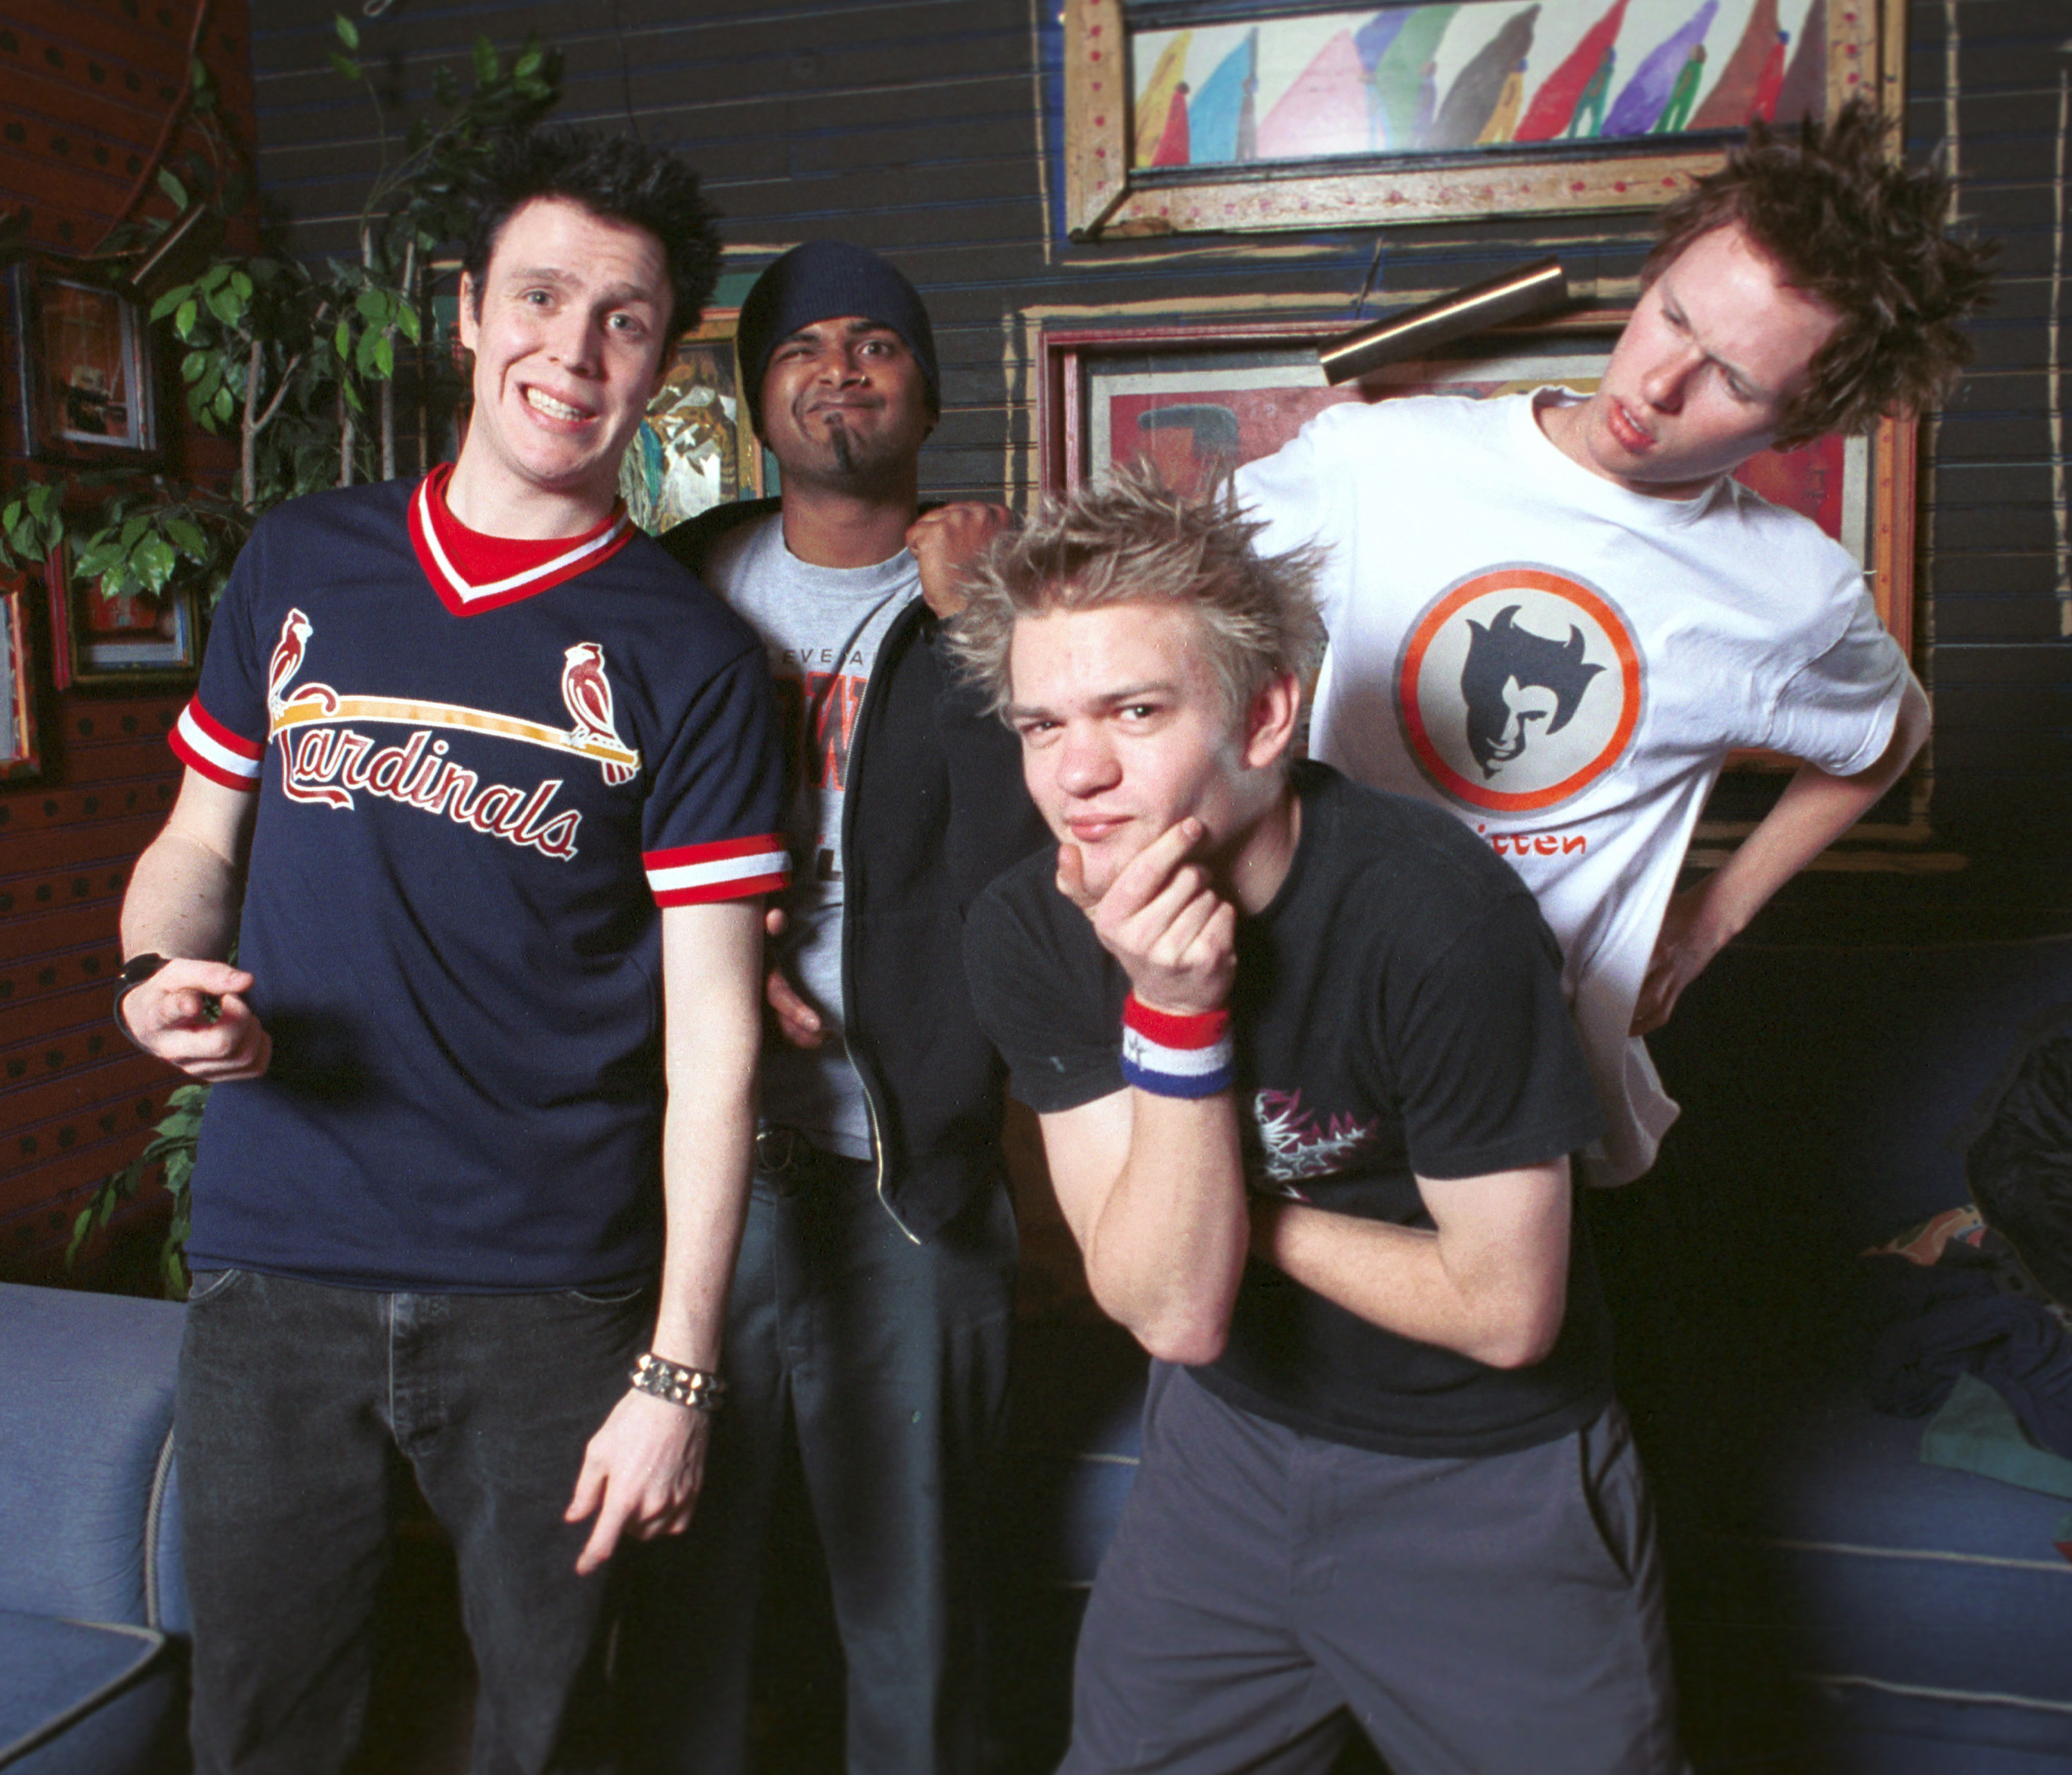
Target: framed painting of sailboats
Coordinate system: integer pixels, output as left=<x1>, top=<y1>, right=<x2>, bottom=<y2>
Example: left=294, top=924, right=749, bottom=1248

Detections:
left=1062, top=0, right=1902, bottom=237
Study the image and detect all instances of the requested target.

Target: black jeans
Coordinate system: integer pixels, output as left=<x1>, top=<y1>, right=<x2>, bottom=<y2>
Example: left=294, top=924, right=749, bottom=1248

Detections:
left=176, top=1268, right=650, bottom=1775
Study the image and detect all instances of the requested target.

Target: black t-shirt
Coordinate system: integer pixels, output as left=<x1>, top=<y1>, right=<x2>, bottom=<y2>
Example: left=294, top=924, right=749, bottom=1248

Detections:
left=966, top=762, right=1612, bottom=1458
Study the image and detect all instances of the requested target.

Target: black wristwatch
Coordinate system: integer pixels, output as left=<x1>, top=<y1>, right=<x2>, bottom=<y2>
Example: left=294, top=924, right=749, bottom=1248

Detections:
left=113, top=952, right=171, bottom=1045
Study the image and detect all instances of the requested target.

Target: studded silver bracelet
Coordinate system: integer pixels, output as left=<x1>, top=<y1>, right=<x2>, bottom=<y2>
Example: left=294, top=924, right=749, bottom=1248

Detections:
left=629, top=1351, right=726, bottom=1414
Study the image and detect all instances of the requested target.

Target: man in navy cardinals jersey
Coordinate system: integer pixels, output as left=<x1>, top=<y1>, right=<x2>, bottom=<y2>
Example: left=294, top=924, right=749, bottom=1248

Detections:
left=116, top=128, right=787, bottom=1774
left=620, top=242, right=1048, bottom=1775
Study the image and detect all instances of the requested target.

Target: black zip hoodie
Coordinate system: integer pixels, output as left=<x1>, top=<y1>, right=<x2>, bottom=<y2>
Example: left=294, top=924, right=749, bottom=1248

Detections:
left=662, top=497, right=1052, bottom=1242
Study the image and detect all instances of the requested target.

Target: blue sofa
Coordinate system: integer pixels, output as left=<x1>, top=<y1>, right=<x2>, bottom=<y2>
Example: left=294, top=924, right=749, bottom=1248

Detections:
left=997, top=934, right=2072, bottom=1773
left=0, top=1284, right=188, bottom=1774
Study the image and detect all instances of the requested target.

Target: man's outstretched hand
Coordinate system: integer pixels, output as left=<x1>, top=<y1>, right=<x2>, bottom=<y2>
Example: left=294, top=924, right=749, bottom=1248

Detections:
left=122, top=960, right=272, bottom=1081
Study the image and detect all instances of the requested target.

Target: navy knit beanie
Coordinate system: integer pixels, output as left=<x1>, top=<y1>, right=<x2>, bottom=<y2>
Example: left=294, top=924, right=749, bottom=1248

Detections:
left=736, top=240, right=940, bottom=433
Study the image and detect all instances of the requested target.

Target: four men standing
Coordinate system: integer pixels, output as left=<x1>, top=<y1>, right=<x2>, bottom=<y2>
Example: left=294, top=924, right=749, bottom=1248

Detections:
left=109, top=96, right=1991, bottom=1775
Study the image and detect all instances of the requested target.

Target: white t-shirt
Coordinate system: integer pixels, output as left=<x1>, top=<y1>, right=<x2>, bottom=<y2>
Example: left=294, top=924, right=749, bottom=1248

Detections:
left=1236, top=390, right=1908, bottom=1184
left=704, top=512, right=914, bottom=1159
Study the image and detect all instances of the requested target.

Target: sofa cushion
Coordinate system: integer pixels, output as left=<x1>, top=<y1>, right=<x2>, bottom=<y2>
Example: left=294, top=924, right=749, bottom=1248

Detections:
left=0, top=1611, right=166, bottom=1772
left=1680, top=1394, right=2072, bottom=1759
left=0, top=1288, right=184, bottom=1629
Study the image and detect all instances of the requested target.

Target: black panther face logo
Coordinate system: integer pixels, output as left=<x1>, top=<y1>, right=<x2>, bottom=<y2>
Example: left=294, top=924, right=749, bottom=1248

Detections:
left=1459, top=605, right=1604, bottom=778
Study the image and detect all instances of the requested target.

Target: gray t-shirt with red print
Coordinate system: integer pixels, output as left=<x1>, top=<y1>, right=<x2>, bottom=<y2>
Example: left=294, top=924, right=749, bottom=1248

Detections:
left=704, top=512, right=912, bottom=1160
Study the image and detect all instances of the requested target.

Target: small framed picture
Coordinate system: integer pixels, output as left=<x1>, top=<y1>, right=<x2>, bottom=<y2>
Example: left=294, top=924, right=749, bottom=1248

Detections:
left=11, top=260, right=160, bottom=463
left=0, top=568, right=41, bottom=779
left=46, top=546, right=200, bottom=690
left=619, top=310, right=764, bottom=536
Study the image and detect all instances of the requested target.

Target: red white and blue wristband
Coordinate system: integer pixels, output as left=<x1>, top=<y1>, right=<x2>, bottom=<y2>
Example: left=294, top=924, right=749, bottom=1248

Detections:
left=1120, top=993, right=1234, bottom=1100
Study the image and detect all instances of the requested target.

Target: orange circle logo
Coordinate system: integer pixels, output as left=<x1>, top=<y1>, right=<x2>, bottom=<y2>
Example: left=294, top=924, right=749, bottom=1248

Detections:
left=1394, top=566, right=1642, bottom=814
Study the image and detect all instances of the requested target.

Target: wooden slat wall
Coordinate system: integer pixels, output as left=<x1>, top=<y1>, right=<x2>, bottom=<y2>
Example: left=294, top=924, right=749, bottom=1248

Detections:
left=0, top=0, right=255, bottom=1287
left=242, top=0, right=2069, bottom=908
left=1906, top=0, right=2069, bottom=854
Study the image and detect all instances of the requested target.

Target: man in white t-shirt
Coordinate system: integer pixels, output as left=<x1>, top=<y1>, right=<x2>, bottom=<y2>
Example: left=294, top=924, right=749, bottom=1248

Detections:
left=1238, top=102, right=1994, bottom=1183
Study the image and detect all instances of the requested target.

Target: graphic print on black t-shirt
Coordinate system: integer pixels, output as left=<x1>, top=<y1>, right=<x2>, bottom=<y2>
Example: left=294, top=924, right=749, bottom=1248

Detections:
left=1251, top=1089, right=1382, bottom=1196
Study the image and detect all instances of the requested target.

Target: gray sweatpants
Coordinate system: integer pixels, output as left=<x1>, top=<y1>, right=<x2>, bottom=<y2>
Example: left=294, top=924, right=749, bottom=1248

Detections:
left=1062, top=1365, right=1685, bottom=1775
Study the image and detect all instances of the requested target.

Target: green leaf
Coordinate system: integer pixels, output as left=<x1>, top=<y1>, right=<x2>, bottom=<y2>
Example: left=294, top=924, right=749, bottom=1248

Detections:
left=120, top=513, right=151, bottom=548
left=514, top=44, right=542, bottom=80
left=182, top=349, right=209, bottom=384
left=230, top=270, right=253, bottom=300
left=157, top=167, right=189, bottom=208
left=334, top=12, right=360, bottom=49
left=200, top=262, right=230, bottom=291
left=356, top=287, right=389, bottom=324
left=175, top=298, right=198, bottom=340
left=372, top=335, right=394, bottom=379
left=473, top=35, right=497, bottom=86
left=355, top=327, right=383, bottom=375
left=211, top=385, right=235, bottom=423
left=328, top=46, right=361, bottom=83
left=150, top=285, right=191, bottom=323
left=169, top=517, right=208, bottom=553
left=137, top=535, right=178, bottom=591
left=334, top=318, right=352, bottom=360
left=207, top=284, right=243, bottom=325
left=396, top=304, right=421, bottom=344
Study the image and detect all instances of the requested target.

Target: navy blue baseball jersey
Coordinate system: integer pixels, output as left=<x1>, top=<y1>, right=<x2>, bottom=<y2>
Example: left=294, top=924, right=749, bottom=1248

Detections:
left=170, top=473, right=787, bottom=1291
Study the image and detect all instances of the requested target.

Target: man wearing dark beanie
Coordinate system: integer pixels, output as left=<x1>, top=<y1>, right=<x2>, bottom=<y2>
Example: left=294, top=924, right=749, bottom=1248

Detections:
left=622, top=240, right=1046, bottom=1775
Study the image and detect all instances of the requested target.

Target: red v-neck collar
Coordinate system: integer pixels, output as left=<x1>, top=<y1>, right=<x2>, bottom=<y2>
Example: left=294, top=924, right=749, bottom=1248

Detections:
left=409, top=463, right=635, bottom=615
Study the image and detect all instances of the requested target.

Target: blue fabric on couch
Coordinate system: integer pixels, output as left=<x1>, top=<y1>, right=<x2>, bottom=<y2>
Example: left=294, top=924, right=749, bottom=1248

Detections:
left=1600, top=934, right=2072, bottom=1770
left=0, top=1283, right=187, bottom=1774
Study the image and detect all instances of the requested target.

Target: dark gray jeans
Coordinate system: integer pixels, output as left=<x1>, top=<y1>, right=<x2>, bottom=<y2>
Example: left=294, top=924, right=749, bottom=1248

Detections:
left=176, top=1267, right=649, bottom=1775
left=620, top=1149, right=1016, bottom=1775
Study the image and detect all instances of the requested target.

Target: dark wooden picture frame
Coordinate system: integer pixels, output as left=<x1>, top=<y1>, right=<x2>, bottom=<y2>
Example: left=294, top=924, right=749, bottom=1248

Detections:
left=46, top=544, right=200, bottom=691
left=10, top=260, right=161, bottom=464
left=1062, top=0, right=1905, bottom=238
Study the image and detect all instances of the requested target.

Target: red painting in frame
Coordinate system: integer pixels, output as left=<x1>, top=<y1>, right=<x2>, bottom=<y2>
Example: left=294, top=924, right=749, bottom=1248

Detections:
left=1039, top=313, right=1915, bottom=658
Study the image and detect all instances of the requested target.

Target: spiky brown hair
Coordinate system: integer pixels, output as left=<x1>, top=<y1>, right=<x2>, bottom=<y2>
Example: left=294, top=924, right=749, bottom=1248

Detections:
left=1644, top=99, right=1995, bottom=447
left=946, top=462, right=1325, bottom=729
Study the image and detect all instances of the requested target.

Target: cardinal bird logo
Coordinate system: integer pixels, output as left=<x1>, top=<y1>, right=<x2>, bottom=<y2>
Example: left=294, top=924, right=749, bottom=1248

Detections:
left=266, top=609, right=325, bottom=717
left=562, top=642, right=637, bottom=786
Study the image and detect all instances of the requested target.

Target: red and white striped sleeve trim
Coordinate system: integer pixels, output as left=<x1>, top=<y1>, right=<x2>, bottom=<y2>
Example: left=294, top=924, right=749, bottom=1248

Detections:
left=170, top=698, right=265, bottom=791
left=644, top=834, right=790, bottom=906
